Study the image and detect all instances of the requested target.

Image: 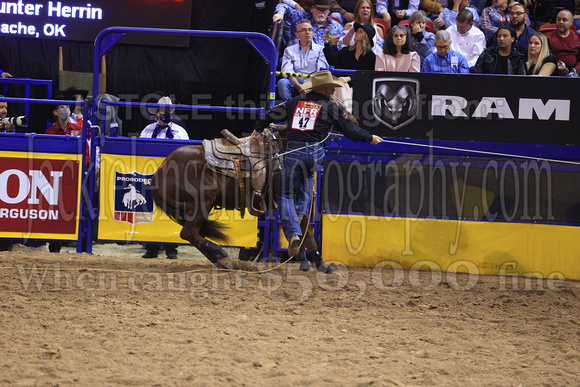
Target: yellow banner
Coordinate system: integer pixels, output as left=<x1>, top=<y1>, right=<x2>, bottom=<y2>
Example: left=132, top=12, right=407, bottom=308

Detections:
left=322, top=214, right=580, bottom=280
left=98, top=153, right=259, bottom=247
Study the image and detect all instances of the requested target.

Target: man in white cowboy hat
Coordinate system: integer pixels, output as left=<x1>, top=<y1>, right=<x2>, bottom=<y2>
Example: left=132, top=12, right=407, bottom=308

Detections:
left=255, top=70, right=382, bottom=273
left=140, top=96, right=189, bottom=140
left=140, top=96, right=189, bottom=259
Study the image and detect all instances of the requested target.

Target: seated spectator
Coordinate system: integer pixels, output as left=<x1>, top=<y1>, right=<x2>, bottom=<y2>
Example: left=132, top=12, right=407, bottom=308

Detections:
left=546, top=9, right=580, bottom=76
left=408, top=10, right=436, bottom=65
left=435, top=0, right=481, bottom=30
left=0, top=67, right=11, bottom=78
left=527, top=32, right=558, bottom=75
left=375, top=25, right=421, bottom=72
left=422, top=30, right=471, bottom=73
left=376, top=0, right=420, bottom=31
left=419, top=0, right=445, bottom=21
left=282, top=0, right=356, bottom=24
left=340, top=0, right=385, bottom=54
left=469, top=0, right=487, bottom=16
left=273, top=0, right=343, bottom=47
left=448, top=9, right=486, bottom=69
left=525, top=0, right=557, bottom=30
left=278, top=20, right=329, bottom=101
left=473, top=26, right=526, bottom=74
left=489, top=2, right=535, bottom=56
left=325, top=22, right=376, bottom=112
left=574, top=0, right=580, bottom=31
left=481, top=0, right=510, bottom=40
left=325, top=22, right=377, bottom=69
left=141, top=97, right=189, bottom=140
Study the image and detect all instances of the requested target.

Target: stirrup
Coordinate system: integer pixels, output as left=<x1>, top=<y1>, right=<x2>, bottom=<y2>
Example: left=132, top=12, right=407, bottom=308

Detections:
left=248, top=190, right=266, bottom=217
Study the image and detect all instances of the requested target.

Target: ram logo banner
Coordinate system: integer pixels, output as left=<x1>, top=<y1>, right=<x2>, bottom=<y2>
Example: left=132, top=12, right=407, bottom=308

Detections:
left=113, top=171, right=154, bottom=225
left=372, top=78, right=419, bottom=130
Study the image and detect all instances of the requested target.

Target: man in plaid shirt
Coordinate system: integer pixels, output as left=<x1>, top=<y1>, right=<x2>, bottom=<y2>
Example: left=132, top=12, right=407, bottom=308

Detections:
left=273, top=0, right=343, bottom=47
left=421, top=30, right=470, bottom=73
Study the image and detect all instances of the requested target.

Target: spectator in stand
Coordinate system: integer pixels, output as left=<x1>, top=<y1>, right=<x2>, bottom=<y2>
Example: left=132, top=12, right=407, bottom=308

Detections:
left=0, top=67, right=11, bottom=78
left=448, top=9, right=486, bottom=69
left=325, top=22, right=376, bottom=112
left=481, top=0, right=510, bottom=40
left=282, top=0, right=356, bottom=24
left=340, top=0, right=385, bottom=55
left=489, top=2, right=535, bottom=56
left=524, top=0, right=557, bottom=29
left=546, top=9, right=580, bottom=76
left=527, top=32, right=558, bottom=75
left=408, top=10, right=436, bottom=65
left=375, top=25, right=421, bottom=71
left=274, top=0, right=343, bottom=47
left=140, top=96, right=188, bottom=260
left=435, top=0, right=481, bottom=29
left=278, top=20, right=329, bottom=101
left=469, top=0, right=487, bottom=16
left=573, top=0, right=580, bottom=31
left=325, top=22, right=376, bottom=69
left=419, top=0, right=445, bottom=21
left=376, top=0, right=420, bottom=31
left=473, top=26, right=526, bottom=74
left=422, top=30, right=471, bottom=73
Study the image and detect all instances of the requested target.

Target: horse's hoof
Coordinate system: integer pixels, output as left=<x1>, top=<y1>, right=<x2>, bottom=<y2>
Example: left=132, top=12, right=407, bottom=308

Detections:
left=216, top=258, right=233, bottom=270
left=317, top=262, right=334, bottom=274
left=299, top=260, right=312, bottom=272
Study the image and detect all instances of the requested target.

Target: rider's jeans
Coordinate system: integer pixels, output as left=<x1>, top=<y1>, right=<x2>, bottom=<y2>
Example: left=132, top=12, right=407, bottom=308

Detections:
left=278, top=143, right=325, bottom=242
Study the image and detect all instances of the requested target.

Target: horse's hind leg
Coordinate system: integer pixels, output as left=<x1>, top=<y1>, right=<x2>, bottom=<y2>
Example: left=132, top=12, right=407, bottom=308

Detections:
left=179, top=211, right=233, bottom=270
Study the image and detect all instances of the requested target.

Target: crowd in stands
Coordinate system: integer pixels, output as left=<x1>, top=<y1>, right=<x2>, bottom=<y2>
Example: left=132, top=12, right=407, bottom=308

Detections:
left=275, top=0, right=580, bottom=99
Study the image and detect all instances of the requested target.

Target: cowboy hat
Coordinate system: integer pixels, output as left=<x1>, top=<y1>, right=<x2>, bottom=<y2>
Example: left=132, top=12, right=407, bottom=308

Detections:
left=353, top=22, right=376, bottom=47
left=147, top=96, right=174, bottom=115
left=306, top=0, right=331, bottom=9
left=61, top=86, right=88, bottom=100
left=301, top=70, right=344, bottom=91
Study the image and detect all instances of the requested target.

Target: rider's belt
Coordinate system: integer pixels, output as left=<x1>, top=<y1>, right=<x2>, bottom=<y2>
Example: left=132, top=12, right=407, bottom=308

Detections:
left=287, top=141, right=322, bottom=147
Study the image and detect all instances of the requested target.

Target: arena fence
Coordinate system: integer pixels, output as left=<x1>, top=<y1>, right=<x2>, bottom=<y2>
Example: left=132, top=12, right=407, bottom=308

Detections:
left=1, top=29, right=579, bottom=280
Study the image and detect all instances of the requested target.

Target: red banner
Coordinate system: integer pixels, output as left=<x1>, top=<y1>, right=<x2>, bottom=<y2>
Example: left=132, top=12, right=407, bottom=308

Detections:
left=0, top=157, right=80, bottom=235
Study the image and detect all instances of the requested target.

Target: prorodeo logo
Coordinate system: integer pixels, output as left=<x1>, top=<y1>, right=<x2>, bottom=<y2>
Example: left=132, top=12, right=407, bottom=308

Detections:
left=372, top=78, right=419, bottom=130
left=113, top=171, right=154, bottom=225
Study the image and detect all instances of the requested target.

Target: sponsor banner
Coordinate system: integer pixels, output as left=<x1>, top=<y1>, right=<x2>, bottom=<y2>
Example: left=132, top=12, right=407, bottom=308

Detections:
left=321, top=214, right=580, bottom=280
left=0, top=151, right=81, bottom=239
left=99, top=153, right=259, bottom=247
left=352, top=71, right=577, bottom=145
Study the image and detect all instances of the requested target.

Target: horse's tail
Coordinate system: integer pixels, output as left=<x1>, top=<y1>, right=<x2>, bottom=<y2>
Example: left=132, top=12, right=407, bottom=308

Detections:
left=199, top=220, right=231, bottom=244
left=151, top=174, right=186, bottom=227
left=151, top=173, right=231, bottom=244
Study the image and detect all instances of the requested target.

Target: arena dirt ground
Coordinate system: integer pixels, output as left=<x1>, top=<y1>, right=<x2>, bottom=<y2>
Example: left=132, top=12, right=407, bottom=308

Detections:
left=1, top=243, right=579, bottom=386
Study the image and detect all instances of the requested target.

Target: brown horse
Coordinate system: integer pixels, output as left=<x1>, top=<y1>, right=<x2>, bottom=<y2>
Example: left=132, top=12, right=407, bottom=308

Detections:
left=151, top=128, right=311, bottom=269
left=151, top=128, right=326, bottom=269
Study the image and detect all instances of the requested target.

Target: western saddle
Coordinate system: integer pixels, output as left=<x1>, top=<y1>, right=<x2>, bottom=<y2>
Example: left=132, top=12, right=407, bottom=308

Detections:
left=202, top=128, right=282, bottom=218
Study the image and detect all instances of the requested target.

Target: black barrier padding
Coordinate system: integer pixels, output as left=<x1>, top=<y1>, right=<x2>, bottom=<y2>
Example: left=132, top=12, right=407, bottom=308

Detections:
left=321, top=157, right=580, bottom=226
